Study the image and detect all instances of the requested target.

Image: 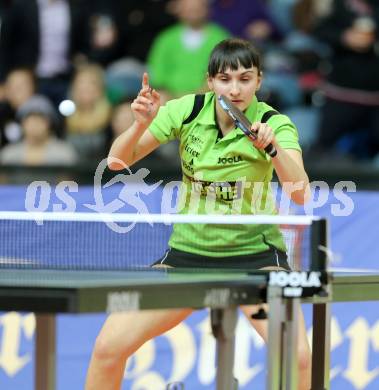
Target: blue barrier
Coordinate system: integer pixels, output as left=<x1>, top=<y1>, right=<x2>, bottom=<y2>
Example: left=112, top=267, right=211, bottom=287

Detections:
left=0, top=184, right=378, bottom=389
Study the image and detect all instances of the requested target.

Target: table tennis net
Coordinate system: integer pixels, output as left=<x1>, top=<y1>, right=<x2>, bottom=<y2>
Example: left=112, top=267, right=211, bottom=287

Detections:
left=0, top=212, right=320, bottom=271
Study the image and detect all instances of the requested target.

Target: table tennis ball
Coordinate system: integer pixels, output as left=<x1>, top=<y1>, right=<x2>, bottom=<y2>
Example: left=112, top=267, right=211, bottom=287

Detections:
left=58, top=100, right=76, bottom=117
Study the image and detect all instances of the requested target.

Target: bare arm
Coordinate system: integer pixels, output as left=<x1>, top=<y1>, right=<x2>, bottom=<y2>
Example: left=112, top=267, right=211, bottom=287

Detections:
left=271, top=146, right=310, bottom=205
left=251, top=122, right=310, bottom=205
left=108, top=73, right=161, bottom=170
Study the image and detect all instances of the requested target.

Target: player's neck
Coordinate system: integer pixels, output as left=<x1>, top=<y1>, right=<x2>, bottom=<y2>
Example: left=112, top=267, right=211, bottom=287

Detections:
left=215, top=106, right=235, bottom=136
left=216, top=104, right=233, bottom=125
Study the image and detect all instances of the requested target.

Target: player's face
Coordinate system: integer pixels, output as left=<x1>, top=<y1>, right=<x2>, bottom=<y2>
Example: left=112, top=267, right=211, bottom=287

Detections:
left=207, top=66, right=262, bottom=111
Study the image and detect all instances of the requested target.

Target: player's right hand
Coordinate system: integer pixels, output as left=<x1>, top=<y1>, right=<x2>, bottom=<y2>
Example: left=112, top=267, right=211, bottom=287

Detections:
left=131, top=72, right=160, bottom=128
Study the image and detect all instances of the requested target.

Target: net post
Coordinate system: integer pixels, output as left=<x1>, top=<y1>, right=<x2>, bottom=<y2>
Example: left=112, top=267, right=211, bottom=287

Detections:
left=310, top=218, right=329, bottom=272
left=35, top=314, right=56, bottom=390
left=310, top=217, right=331, bottom=390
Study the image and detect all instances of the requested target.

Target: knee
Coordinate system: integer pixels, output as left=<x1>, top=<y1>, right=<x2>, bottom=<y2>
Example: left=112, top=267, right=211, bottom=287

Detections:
left=92, top=333, right=130, bottom=368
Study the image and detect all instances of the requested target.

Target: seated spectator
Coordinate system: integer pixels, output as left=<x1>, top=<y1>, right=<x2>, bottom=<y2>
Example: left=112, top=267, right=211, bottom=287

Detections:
left=285, top=0, right=331, bottom=82
left=65, top=64, right=112, bottom=161
left=107, top=99, right=134, bottom=142
left=209, top=0, right=282, bottom=46
left=210, top=0, right=304, bottom=110
left=0, top=68, right=36, bottom=146
left=104, top=58, right=146, bottom=105
left=0, top=95, right=78, bottom=166
left=311, top=0, right=379, bottom=160
left=267, top=0, right=332, bottom=151
left=147, top=0, right=229, bottom=98
left=106, top=99, right=181, bottom=168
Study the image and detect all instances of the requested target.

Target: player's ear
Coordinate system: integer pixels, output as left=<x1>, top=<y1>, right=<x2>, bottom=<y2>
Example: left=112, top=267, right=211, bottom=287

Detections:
left=256, top=70, right=263, bottom=91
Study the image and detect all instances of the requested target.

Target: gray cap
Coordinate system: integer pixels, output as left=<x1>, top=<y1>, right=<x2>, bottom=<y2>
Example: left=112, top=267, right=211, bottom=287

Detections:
left=17, top=95, right=58, bottom=127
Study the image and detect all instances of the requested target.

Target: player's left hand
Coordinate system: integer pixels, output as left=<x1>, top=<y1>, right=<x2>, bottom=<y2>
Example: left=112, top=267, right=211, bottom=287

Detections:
left=131, top=72, right=160, bottom=128
left=250, top=122, right=276, bottom=150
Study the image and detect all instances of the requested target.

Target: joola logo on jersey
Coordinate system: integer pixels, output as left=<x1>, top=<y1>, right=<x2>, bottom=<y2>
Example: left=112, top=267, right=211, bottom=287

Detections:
left=217, top=156, right=242, bottom=164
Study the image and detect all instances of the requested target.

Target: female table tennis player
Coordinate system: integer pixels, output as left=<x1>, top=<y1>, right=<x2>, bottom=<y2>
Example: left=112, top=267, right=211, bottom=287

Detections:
left=85, top=38, right=311, bottom=390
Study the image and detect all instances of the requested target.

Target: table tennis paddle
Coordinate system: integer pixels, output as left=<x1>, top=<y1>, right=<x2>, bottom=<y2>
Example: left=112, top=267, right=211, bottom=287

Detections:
left=218, top=95, right=277, bottom=157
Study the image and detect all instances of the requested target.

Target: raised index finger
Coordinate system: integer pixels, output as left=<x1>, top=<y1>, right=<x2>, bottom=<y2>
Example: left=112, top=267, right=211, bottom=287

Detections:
left=142, top=72, right=150, bottom=90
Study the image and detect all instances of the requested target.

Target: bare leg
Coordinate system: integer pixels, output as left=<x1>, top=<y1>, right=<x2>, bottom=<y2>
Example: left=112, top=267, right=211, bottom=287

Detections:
left=85, top=308, right=193, bottom=390
left=240, top=304, right=311, bottom=390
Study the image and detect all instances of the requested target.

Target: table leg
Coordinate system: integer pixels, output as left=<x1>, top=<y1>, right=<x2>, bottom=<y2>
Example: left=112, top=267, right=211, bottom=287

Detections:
left=311, top=303, right=331, bottom=390
left=211, top=307, right=238, bottom=390
left=267, top=285, right=284, bottom=390
left=284, top=298, right=300, bottom=390
left=35, top=314, right=56, bottom=390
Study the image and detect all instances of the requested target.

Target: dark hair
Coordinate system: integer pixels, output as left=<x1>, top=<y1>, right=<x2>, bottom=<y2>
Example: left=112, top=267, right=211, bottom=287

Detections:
left=207, top=38, right=262, bottom=77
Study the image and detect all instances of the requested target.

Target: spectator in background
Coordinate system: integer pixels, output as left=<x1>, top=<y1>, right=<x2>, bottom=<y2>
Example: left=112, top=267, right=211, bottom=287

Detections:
left=86, top=1, right=122, bottom=67
left=288, top=0, right=332, bottom=82
left=106, top=98, right=181, bottom=168
left=105, top=98, right=134, bottom=155
left=0, top=95, right=78, bottom=166
left=147, top=0, right=229, bottom=98
left=209, top=0, right=304, bottom=110
left=269, top=0, right=332, bottom=153
left=209, top=0, right=282, bottom=46
left=89, top=0, right=177, bottom=103
left=114, top=0, right=177, bottom=63
left=65, top=64, right=112, bottom=162
left=107, top=99, right=135, bottom=143
left=0, top=68, right=36, bottom=147
left=0, top=0, right=90, bottom=108
left=312, top=0, right=379, bottom=160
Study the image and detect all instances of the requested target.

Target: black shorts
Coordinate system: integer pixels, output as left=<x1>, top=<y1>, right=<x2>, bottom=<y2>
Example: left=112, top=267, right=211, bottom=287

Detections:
left=152, top=247, right=291, bottom=270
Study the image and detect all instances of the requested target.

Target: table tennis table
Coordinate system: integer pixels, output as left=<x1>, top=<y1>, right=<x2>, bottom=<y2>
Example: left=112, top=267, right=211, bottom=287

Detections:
left=0, top=268, right=379, bottom=390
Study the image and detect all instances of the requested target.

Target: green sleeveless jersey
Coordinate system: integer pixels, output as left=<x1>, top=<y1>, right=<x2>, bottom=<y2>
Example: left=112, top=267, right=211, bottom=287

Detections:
left=149, top=92, right=301, bottom=257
